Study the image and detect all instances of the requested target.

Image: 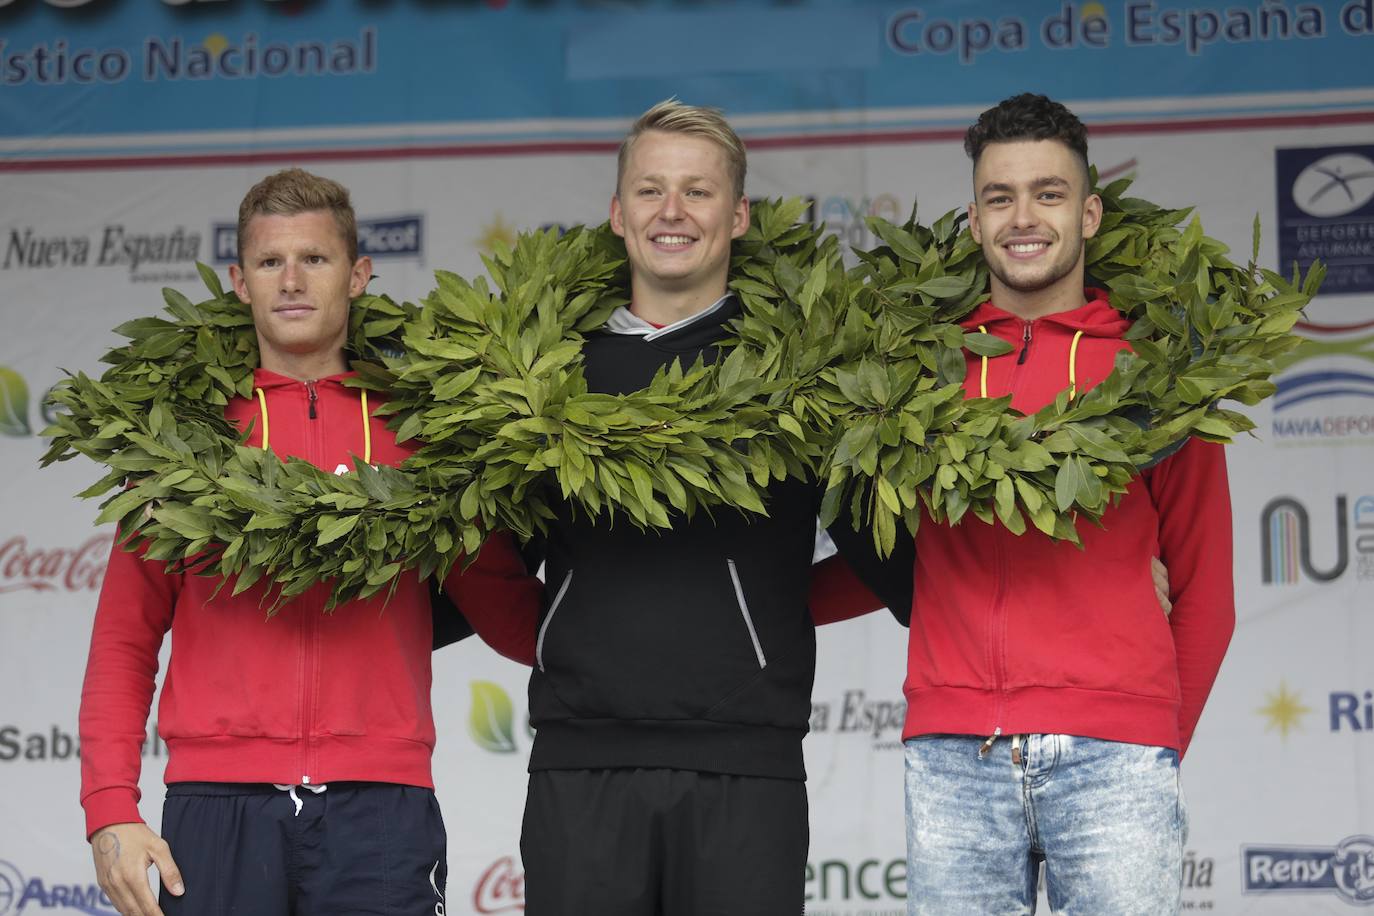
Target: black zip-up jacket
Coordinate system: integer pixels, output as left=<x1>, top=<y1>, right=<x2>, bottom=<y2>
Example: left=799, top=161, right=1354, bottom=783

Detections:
left=526, top=296, right=911, bottom=781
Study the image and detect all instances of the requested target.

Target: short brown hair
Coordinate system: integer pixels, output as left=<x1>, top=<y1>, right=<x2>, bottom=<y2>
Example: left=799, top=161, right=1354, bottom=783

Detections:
left=236, top=168, right=358, bottom=263
left=964, top=93, right=1091, bottom=188
left=616, top=99, right=747, bottom=200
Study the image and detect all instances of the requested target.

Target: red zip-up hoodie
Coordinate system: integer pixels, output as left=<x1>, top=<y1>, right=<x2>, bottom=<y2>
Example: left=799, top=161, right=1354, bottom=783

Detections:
left=79, top=369, right=536, bottom=838
left=904, top=290, right=1234, bottom=756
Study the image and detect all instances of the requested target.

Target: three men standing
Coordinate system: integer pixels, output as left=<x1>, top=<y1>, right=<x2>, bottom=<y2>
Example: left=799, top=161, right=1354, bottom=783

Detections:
left=77, top=94, right=1233, bottom=916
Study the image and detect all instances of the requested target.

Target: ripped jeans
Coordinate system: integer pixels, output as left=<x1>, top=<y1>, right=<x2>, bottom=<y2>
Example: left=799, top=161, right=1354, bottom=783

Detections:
left=903, top=734, right=1187, bottom=916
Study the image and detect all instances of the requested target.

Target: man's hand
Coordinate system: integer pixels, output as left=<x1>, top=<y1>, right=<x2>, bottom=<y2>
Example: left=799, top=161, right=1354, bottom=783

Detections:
left=90, top=823, right=184, bottom=916
left=1152, top=556, right=1173, bottom=617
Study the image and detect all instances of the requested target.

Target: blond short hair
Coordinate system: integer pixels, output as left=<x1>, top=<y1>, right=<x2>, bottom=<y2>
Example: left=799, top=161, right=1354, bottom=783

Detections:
left=237, top=168, right=358, bottom=264
left=616, top=100, right=747, bottom=200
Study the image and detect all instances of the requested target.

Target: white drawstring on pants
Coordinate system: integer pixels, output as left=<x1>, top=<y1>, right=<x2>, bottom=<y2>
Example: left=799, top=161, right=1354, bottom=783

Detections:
left=272, top=782, right=328, bottom=816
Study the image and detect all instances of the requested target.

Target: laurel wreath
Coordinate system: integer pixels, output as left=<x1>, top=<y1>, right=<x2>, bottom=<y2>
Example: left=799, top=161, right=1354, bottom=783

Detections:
left=39, top=267, right=422, bottom=608
left=42, top=186, right=1317, bottom=605
left=42, top=200, right=849, bottom=609
left=821, top=174, right=1321, bottom=555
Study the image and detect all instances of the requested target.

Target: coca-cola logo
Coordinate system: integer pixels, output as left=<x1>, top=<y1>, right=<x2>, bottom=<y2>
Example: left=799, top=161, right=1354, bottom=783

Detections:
left=0, top=534, right=112, bottom=594
left=472, top=856, right=524, bottom=913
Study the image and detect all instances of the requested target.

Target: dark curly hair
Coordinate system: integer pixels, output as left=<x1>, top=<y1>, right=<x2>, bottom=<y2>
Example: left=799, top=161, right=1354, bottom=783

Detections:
left=964, top=93, right=1089, bottom=183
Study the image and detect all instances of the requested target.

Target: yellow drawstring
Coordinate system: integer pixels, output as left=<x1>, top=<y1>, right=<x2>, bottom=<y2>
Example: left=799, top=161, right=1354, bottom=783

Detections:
left=255, top=387, right=271, bottom=452
left=974, top=325, right=1084, bottom=400
left=977, top=325, right=990, bottom=399
left=359, top=389, right=372, bottom=465
left=254, top=384, right=372, bottom=464
left=1068, top=330, right=1084, bottom=399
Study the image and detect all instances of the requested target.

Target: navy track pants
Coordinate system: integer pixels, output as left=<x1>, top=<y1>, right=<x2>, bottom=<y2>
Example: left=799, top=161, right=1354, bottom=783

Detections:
left=159, top=782, right=447, bottom=915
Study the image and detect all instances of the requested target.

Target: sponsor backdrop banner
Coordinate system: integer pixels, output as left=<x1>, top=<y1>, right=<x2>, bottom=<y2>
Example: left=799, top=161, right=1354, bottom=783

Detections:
left=1, top=2, right=1371, bottom=913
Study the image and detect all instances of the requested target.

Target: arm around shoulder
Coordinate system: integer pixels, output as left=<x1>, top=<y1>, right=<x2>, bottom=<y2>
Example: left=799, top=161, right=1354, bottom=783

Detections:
left=441, top=531, right=542, bottom=666
left=819, top=521, right=914, bottom=626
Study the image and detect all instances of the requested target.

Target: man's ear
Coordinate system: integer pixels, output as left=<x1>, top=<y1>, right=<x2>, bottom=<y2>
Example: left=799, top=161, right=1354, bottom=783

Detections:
left=731, top=195, right=750, bottom=239
left=610, top=195, right=625, bottom=238
left=967, top=202, right=982, bottom=244
left=349, top=255, right=373, bottom=298
left=228, top=263, right=250, bottom=303
left=1082, top=192, right=1103, bottom=240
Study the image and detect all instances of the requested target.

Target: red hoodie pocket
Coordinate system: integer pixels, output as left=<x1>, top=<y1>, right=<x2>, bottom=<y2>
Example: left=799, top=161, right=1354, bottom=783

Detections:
left=312, top=577, right=434, bottom=746
left=1005, top=524, right=1180, bottom=702
left=157, top=583, right=304, bottom=739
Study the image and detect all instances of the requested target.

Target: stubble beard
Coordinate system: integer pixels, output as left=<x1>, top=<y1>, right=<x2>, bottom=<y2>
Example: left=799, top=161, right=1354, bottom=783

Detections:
left=986, top=230, right=1084, bottom=295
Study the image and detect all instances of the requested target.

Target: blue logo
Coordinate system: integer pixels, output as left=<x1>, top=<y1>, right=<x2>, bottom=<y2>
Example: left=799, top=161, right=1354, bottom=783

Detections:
left=1243, top=836, right=1374, bottom=905
left=1270, top=331, right=1374, bottom=442
left=1276, top=145, right=1374, bottom=297
left=212, top=214, right=424, bottom=265
left=0, top=860, right=116, bottom=915
left=1273, top=332, right=1374, bottom=410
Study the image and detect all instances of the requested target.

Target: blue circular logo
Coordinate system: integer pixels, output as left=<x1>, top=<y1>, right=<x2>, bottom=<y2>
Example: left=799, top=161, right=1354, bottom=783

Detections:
left=0, top=860, right=26, bottom=916
left=1334, top=836, right=1374, bottom=905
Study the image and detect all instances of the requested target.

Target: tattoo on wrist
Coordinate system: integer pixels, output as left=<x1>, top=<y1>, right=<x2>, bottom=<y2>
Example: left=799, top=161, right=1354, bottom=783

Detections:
left=96, top=832, right=121, bottom=862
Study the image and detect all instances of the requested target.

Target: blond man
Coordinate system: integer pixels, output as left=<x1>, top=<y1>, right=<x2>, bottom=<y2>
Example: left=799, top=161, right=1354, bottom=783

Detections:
left=497, top=101, right=904, bottom=916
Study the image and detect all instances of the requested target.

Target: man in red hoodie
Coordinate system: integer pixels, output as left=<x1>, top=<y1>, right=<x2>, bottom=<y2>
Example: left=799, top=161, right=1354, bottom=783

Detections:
left=79, top=168, right=539, bottom=916
left=901, top=95, right=1234, bottom=914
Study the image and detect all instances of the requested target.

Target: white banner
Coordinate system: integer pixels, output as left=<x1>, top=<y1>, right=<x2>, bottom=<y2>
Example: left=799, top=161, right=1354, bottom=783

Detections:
left=2, top=77, right=1372, bottom=916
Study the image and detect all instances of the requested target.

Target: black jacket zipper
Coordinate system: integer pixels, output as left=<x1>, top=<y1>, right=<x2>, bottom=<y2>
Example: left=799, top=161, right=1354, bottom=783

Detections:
left=1016, top=322, right=1033, bottom=365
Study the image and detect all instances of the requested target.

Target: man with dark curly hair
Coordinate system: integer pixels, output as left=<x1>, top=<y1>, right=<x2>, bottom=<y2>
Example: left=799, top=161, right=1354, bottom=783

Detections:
left=898, top=94, right=1235, bottom=914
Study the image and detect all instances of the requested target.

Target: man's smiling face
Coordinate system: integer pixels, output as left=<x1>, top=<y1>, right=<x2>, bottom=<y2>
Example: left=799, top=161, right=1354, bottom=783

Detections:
left=610, top=129, right=749, bottom=303
left=968, top=139, right=1101, bottom=300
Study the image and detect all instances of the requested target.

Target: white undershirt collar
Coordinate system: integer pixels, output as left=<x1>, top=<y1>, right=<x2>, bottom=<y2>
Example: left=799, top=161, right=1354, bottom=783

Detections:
left=603, top=293, right=734, bottom=341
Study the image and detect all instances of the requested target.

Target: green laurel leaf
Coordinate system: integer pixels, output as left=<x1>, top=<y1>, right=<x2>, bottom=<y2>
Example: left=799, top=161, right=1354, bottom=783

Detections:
left=0, top=366, right=32, bottom=437
left=467, top=680, right=518, bottom=754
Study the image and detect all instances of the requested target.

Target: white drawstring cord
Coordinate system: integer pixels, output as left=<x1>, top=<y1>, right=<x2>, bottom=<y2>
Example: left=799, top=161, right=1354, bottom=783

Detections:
left=272, top=782, right=328, bottom=816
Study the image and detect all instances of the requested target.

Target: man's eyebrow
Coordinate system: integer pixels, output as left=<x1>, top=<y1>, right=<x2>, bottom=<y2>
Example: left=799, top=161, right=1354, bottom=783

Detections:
left=632, top=173, right=716, bottom=186
left=978, top=175, right=1072, bottom=196
left=250, top=244, right=330, bottom=260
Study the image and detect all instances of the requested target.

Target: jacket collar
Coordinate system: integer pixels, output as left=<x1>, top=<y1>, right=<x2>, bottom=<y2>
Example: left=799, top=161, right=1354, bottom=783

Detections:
left=960, top=288, right=1129, bottom=338
left=602, top=294, right=740, bottom=350
left=251, top=367, right=358, bottom=390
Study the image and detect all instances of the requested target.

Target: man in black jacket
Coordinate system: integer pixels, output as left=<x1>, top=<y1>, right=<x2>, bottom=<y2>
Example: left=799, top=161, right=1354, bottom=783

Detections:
left=513, top=100, right=910, bottom=916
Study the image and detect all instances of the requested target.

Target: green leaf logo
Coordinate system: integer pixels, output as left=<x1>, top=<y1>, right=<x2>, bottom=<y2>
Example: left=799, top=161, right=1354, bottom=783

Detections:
left=0, top=366, right=31, bottom=437
left=468, top=680, right=518, bottom=754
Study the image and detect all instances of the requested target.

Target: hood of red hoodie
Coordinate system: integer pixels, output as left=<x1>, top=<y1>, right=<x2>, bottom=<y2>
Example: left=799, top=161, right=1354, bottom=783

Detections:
left=250, top=367, right=358, bottom=390
left=960, top=288, right=1130, bottom=339
left=956, top=288, right=1133, bottom=411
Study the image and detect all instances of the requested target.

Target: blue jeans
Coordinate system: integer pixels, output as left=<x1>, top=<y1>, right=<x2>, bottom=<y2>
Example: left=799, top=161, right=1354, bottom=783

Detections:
left=904, top=734, right=1186, bottom=916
